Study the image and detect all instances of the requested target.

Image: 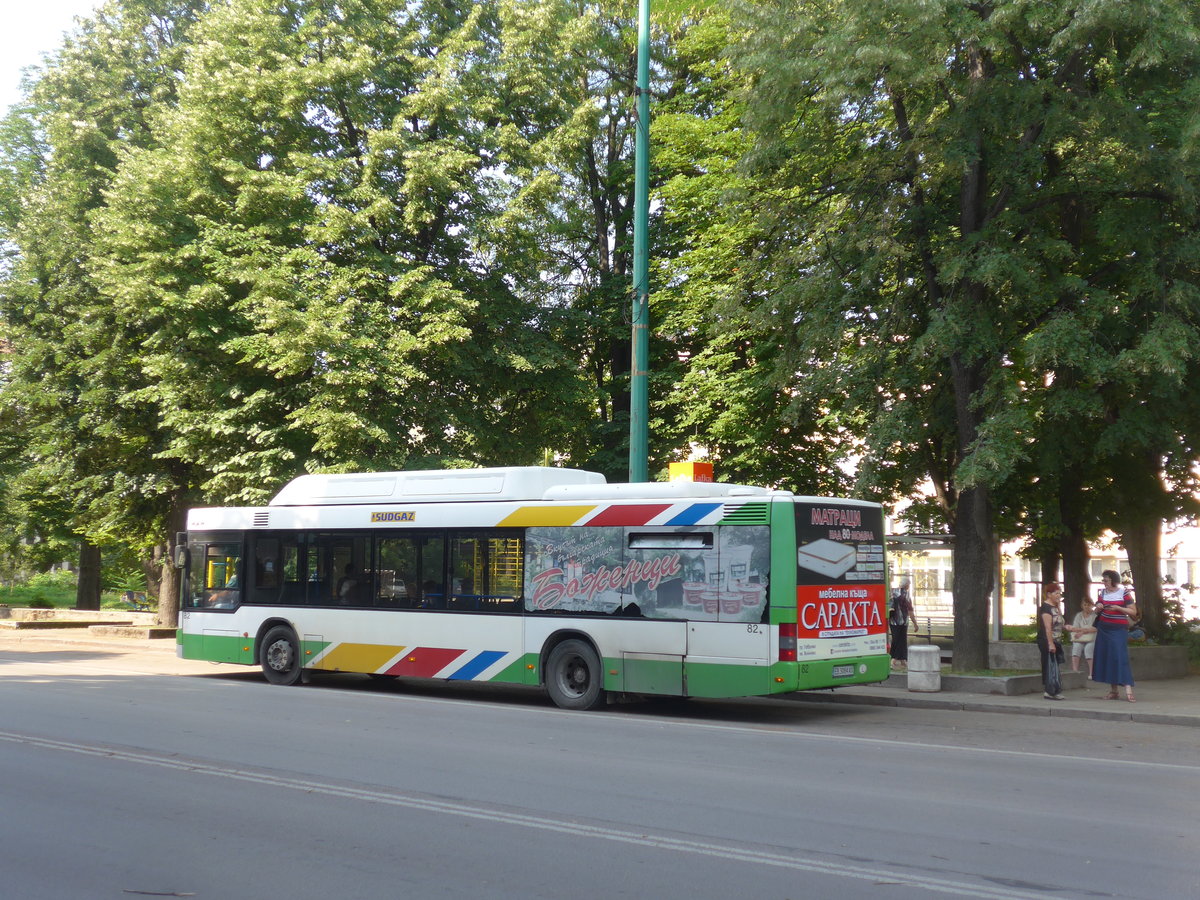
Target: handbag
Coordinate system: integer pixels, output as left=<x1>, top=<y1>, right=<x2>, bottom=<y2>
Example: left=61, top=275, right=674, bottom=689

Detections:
left=1045, top=648, right=1062, bottom=696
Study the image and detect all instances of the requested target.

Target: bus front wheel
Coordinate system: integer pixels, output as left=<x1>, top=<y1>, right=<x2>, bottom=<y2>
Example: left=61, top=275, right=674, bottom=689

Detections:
left=545, top=639, right=606, bottom=710
left=260, top=625, right=302, bottom=686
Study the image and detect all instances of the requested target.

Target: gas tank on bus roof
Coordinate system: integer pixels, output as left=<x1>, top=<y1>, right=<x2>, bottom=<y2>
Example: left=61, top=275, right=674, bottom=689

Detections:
left=269, top=466, right=607, bottom=506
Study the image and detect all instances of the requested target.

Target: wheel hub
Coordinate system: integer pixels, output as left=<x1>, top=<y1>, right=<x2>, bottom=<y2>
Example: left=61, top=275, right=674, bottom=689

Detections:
left=267, top=640, right=293, bottom=671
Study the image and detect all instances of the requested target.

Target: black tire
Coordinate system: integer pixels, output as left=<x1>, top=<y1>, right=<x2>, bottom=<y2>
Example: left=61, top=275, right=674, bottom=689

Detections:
left=545, top=639, right=607, bottom=710
left=260, top=625, right=302, bottom=686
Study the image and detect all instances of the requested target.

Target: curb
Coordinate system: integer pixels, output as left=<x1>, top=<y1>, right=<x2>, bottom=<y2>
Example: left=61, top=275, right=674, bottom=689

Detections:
left=785, top=689, right=1200, bottom=727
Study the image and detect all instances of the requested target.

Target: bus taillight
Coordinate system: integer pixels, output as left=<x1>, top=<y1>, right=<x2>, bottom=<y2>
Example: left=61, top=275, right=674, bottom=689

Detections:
left=779, top=622, right=797, bottom=662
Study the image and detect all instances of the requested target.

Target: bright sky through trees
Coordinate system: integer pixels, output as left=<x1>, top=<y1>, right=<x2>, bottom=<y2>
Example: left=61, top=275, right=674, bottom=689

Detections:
left=0, top=0, right=101, bottom=114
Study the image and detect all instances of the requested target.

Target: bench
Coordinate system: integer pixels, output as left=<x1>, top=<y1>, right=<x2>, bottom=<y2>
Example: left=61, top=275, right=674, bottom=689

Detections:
left=121, top=591, right=153, bottom=612
left=913, top=614, right=954, bottom=640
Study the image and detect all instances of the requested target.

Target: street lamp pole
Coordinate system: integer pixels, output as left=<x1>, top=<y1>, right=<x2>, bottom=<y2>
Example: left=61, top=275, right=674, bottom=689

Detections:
left=628, top=0, right=651, bottom=483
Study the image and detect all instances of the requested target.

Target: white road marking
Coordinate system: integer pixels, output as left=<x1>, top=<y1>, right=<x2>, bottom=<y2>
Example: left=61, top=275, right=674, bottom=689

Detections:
left=0, top=729, right=1077, bottom=900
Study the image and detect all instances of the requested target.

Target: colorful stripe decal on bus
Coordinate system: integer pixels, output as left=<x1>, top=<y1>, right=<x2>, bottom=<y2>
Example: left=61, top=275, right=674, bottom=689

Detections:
left=495, top=505, right=597, bottom=527
left=495, top=501, right=734, bottom=529
left=664, top=502, right=723, bottom=526
left=313, top=642, right=404, bottom=673
left=383, top=646, right=470, bottom=678
left=582, top=504, right=673, bottom=526
left=447, top=650, right=508, bottom=680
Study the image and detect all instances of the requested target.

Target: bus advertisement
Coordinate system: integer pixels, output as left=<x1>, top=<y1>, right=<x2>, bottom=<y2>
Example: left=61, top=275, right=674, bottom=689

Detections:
left=176, top=467, right=890, bottom=709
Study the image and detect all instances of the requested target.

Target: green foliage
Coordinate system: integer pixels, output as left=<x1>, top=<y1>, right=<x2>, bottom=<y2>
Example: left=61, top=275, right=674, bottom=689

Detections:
left=1160, top=591, right=1200, bottom=663
left=102, top=565, right=146, bottom=594
left=718, top=0, right=1200, bottom=665
left=0, top=0, right=207, bottom=574
left=1161, top=627, right=1200, bottom=665
left=2, top=0, right=1200, bottom=638
left=650, top=8, right=849, bottom=492
left=27, top=570, right=79, bottom=592
left=1001, top=623, right=1040, bottom=644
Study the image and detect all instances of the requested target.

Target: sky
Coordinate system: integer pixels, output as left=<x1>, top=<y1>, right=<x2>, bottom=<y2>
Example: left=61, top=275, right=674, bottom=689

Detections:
left=1, top=0, right=103, bottom=115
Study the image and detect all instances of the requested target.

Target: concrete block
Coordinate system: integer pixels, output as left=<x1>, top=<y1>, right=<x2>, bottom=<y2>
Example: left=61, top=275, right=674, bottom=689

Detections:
left=907, top=644, right=942, bottom=692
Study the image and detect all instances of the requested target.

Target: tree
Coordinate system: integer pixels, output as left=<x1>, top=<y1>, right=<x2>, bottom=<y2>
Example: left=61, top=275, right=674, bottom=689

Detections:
left=650, top=7, right=851, bottom=491
left=0, top=0, right=206, bottom=619
left=91, top=0, right=601, bottom=509
left=727, top=0, right=1200, bottom=666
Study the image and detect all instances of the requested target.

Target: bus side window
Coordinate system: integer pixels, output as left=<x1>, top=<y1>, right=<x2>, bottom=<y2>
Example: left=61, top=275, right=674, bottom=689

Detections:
left=421, top=536, right=446, bottom=609
left=449, top=536, right=479, bottom=609
left=279, top=541, right=304, bottom=605
left=378, top=536, right=419, bottom=608
left=250, top=536, right=296, bottom=605
left=317, top=534, right=370, bottom=607
left=450, top=533, right=522, bottom=612
left=255, top=539, right=280, bottom=590
left=304, top=538, right=327, bottom=605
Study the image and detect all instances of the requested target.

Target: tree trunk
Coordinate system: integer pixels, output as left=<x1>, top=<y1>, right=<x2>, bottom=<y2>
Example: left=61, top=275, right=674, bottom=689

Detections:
left=1038, top=551, right=1059, bottom=585
left=1120, top=519, right=1162, bottom=638
left=1060, top=527, right=1090, bottom=622
left=1058, top=476, right=1091, bottom=621
left=952, top=483, right=994, bottom=671
left=74, top=540, right=102, bottom=611
left=143, top=546, right=163, bottom=601
left=947, top=34, right=996, bottom=672
left=156, top=501, right=189, bottom=628
left=947, top=329, right=994, bottom=670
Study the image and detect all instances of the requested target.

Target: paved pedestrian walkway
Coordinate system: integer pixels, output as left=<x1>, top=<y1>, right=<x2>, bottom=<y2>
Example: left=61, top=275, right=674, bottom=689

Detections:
left=791, top=671, right=1200, bottom=727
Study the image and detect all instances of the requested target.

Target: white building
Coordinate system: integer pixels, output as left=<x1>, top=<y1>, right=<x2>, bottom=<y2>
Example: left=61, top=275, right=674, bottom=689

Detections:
left=887, top=525, right=1200, bottom=631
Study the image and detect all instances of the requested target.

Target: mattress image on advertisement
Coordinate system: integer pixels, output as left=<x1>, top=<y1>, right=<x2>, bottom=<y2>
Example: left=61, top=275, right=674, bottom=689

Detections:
left=796, top=539, right=857, bottom=579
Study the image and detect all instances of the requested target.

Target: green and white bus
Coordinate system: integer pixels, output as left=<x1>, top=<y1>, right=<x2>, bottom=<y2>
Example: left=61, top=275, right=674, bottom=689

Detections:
left=177, top=467, right=889, bottom=709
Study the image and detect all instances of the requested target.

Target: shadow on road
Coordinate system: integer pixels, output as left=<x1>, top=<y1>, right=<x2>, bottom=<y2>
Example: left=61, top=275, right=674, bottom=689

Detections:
left=180, top=666, right=871, bottom=727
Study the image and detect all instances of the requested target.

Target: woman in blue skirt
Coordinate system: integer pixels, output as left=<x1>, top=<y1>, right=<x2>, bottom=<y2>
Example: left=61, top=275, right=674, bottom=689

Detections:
left=1092, top=570, right=1138, bottom=702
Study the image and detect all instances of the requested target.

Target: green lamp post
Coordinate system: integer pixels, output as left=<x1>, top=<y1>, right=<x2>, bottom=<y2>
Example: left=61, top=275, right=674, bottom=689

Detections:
left=629, top=0, right=651, bottom=482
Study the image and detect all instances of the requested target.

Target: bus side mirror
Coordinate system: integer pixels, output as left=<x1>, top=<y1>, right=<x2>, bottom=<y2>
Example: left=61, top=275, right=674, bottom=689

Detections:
left=173, top=538, right=188, bottom=570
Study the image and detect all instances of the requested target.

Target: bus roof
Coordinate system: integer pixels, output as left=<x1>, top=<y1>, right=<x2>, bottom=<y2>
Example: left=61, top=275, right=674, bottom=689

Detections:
left=268, top=466, right=784, bottom=506
left=269, top=467, right=607, bottom=506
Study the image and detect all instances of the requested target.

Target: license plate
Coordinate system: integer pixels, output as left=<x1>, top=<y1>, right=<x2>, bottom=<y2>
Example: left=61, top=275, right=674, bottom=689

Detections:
left=832, top=664, right=854, bottom=678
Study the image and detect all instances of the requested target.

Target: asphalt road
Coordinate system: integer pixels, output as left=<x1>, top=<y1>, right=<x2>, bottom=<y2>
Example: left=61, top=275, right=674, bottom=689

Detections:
left=1, top=639, right=1197, bottom=900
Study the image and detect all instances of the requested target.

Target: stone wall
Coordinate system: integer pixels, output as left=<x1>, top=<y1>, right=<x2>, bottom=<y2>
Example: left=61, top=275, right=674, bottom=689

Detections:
left=988, top=641, right=1188, bottom=679
left=0, top=606, right=156, bottom=625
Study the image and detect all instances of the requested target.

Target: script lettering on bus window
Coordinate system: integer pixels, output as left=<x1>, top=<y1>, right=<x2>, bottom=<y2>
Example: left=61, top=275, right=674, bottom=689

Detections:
left=525, top=527, right=627, bottom=614
left=524, top=525, right=769, bottom=622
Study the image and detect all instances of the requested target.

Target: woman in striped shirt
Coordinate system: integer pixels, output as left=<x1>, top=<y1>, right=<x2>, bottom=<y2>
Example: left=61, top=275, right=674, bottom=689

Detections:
left=1092, top=570, right=1138, bottom=701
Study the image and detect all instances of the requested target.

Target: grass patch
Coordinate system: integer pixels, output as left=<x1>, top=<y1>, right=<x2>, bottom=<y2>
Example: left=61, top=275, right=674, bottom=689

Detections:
left=0, top=567, right=155, bottom=612
left=0, top=584, right=148, bottom=611
left=1000, top=624, right=1039, bottom=643
left=0, top=583, right=76, bottom=608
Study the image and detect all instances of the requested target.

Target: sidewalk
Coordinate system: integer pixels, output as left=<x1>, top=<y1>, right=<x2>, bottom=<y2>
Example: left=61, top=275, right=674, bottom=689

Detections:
left=791, top=671, right=1200, bottom=727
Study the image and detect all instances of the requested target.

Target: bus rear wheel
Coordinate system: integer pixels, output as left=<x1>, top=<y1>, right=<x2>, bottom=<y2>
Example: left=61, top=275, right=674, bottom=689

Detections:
left=260, top=625, right=302, bottom=686
left=545, top=639, right=606, bottom=710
